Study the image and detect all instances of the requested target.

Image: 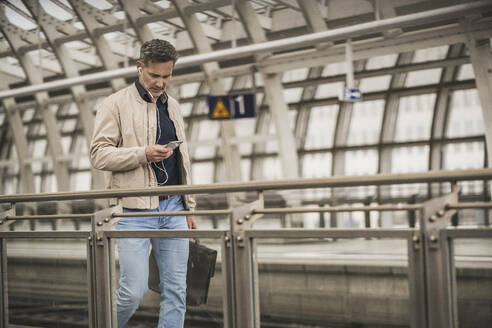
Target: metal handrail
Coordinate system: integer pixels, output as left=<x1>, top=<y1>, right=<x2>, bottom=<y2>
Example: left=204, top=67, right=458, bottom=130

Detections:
left=0, top=168, right=491, bottom=204
left=244, top=228, right=415, bottom=239
left=5, top=214, right=93, bottom=220
left=447, top=202, right=492, bottom=210
left=254, top=204, right=423, bottom=214
left=6, top=201, right=492, bottom=222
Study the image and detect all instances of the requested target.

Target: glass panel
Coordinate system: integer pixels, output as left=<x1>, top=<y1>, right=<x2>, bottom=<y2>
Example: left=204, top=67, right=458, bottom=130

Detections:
left=305, top=105, right=338, bottom=149
left=23, top=108, right=36, bottom=121
left=192, top=162, right=214, bottom=184
left=234, top=119, right=255, bottom=156
left=395, top=94, right=435, bottom=142
left=365, top=54, right=398, bottom=70
left=315, top=82, right=344, bottom=99
left=180, top=82, right=201, bottom=98
left=390, top=145, right=429, bottom=199
left=283, top=87, right=303, bottom=103
left=256, top=237, right=410, bottom=327
left=73, top=172, right=92, bottom=191
left=282, top=68, right=308, bottom=83
left=345, top=149, right=378, bottom=175
left=443, top=142, right=484, bottom=170
left=262, top=157, right=282, bottom=180
left=359, top=75, right=391, bottom=93
left=405, top=68, right=442, bottom=87
left=7, top=238, right=89, bottom=326
left=322, top=63, right=346, bottom=77
left=455, top=207, right=489, bottom=226
left=457, top=63, right=475, bottom=81
left=412, top=45, right=448, bottom=63
left=392, top=146, right=429, bottom=173
left=113, top=237, right=224, bottom=327
left=453, top=238, right=492, bottom=328
left=347, top=100, right=384, bottom=145
left=194, top=120, right=219, bottom=160
left=447, top=89, right=484, bottom=138
left=241, top=159, right=251, bottom=181
left=302, top=152, right=332, bottom=178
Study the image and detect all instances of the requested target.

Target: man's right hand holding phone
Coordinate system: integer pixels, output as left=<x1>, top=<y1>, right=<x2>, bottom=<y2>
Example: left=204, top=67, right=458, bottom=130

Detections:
left=146, top=144, right=173, bottom=162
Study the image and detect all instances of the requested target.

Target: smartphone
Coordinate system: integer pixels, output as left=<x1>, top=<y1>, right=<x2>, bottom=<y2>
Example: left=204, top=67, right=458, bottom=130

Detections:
left=165, top=140, right=183, bottom=150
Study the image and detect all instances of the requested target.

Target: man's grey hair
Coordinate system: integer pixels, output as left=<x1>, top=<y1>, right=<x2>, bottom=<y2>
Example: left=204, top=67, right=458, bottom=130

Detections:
left=139, top=39, right=179, bottom=66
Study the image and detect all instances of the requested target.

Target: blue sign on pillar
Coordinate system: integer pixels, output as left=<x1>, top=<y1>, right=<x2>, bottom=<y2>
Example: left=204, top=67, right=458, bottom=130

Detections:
left=208, top=94, right=256, bottom=120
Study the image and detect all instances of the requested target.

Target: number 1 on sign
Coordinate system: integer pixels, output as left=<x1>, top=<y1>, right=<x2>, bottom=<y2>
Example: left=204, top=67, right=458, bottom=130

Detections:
left=234, top=95, right=245, bottom=115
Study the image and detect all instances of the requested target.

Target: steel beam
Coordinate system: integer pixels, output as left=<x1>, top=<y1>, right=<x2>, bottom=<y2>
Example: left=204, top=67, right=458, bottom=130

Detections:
left=0, top=8, right=70, bottom=192
left=332, top=60, right=366, bottom=178
left=377, top=51, right=414, bottom=216
left=171, top=0, right=243, bottom=186
left=428, top=44, right=464, bottom=196
left=118, top=0, right=155, bottom=45
left=0, top=83, right=35, bottom=193
left=22, top=1, right=104, bottom=190
left=69, top=0, right=127, bottom=91
left=2, top=2, right=491, bottom=102
left=235, top=1, right=303, bottom=226
left=462, top=24, right=492, bottom=166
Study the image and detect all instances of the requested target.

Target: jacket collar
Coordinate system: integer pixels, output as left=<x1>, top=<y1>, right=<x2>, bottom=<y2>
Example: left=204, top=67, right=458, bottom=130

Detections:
left=134, top=80, right=168, bottom=105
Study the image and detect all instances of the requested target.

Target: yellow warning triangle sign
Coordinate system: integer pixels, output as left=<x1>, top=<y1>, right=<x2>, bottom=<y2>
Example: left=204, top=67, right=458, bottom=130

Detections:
left=212, top=99, right=230, bottom=119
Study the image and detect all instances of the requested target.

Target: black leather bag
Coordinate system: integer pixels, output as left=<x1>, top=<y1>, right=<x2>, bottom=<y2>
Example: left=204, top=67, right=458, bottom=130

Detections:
left=149, top=240, right=218, bottom=306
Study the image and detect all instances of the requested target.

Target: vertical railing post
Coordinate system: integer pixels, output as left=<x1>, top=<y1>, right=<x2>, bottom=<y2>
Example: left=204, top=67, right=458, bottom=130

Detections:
left=221, top=231, right=235, bottom=328
left=87, top=232, right=95, bottom=327
left=230, top=198, right=263, bottom=328
left=91, top=205, right=121, bottom=327
left=419, top=188, right=459, bottom=328
left=407, top=229, right=426, bottom=328
left=408, top=194, right=418, bottom=228
left=0, top=204, right=15, bottom=328
left=364, top=196, right=372, bottom=229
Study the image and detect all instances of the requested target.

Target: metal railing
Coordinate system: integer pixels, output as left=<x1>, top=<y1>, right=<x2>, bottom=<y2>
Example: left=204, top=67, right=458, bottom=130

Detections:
left=0, top=168, right=492, bottom=328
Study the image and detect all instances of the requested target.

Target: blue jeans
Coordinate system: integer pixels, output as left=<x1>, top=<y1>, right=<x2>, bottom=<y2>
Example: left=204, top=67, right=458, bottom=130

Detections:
left=116, top=195, right=189, bottom=328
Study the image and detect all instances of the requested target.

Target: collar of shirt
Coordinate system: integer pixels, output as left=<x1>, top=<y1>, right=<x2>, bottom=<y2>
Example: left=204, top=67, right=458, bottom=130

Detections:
left=134, top=80, right=168, bottom=105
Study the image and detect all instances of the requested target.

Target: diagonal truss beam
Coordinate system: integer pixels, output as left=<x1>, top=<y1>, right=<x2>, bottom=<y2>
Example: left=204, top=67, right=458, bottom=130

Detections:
left=0, top=6, right=70, bottom=192
left=171, top=0, right=243, bottom=185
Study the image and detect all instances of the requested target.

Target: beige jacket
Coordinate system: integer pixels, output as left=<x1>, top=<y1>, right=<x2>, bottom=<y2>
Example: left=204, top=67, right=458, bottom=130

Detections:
left=90, top=84, right=195, bottom=210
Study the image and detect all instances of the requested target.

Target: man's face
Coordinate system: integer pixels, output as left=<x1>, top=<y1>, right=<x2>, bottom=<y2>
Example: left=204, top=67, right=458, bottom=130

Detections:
left=137, top=60, right=174, bottom=100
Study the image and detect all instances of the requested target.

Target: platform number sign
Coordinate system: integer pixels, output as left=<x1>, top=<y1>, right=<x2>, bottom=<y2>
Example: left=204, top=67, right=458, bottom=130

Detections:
left=208, top=94, right=256, bottom=120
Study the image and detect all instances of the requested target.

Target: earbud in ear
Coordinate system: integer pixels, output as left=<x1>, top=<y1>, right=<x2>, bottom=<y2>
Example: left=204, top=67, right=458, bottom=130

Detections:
left=138, top=67, right=142, bottom=74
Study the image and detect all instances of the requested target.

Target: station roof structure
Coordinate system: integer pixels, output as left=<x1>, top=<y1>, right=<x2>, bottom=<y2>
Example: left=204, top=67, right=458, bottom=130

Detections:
left=0, top=0, right=491, bottom=212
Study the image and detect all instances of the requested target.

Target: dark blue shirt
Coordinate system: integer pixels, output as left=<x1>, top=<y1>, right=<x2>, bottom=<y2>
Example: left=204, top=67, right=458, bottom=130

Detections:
left=135, top=80, right=180, bottom=186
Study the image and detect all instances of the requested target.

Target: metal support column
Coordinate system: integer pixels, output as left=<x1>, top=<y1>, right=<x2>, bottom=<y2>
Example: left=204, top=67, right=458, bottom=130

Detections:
left=420, top=189, right=459, bottom=327
left=0, top=237, right=6, bottom=328
left=0, top=206, right=14, bottom=328
left=407, top=228, right=426, bottom=328
left=230, top=199, right=264, bottom=328
left=91, top=205, right=121, bottom=327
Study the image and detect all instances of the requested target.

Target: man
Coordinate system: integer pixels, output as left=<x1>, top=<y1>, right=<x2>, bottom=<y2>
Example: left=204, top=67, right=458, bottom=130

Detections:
left=90, top=39, right=197, bottom=328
